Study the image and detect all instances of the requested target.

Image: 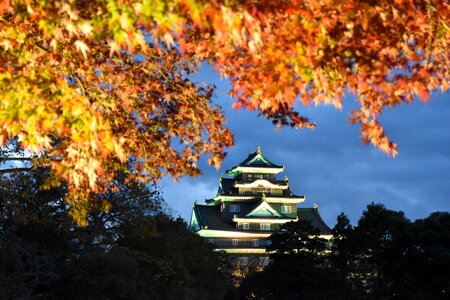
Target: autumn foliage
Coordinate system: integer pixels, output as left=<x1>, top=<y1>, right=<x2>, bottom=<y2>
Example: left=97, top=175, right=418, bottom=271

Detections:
left=0, top=0, right=448, bottom=222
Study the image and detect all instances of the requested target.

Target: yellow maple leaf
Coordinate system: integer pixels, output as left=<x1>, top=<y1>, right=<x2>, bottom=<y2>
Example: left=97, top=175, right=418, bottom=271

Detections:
left=75, top=40, right=90, bottom=59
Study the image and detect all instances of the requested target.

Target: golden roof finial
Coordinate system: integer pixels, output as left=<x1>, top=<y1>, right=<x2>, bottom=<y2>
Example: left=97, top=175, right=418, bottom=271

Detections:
left=262, top=192, right=266, bottom=200
left=313, top=203, right=318, bottom=209
left=257, top=145, right=261, bottom=154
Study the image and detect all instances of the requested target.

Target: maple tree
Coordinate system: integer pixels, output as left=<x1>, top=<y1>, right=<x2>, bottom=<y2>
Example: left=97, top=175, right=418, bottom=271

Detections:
left=0, top=0, right=448, bottom=222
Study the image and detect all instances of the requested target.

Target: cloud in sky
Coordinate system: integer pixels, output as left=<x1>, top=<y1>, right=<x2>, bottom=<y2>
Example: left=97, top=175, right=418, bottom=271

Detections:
left=162, top=66, right=450, bottom=227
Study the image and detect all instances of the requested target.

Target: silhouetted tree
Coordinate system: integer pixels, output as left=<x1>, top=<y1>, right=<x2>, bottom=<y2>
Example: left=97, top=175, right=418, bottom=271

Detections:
left=235, top=204, right=450, bottom=300
left=332, top=204, right=450, bottom=300
left=0, top=168, right=226, bottom=299
left=236, top=220, right=348, bottom=300
left=410, top=212, right=450, bottom=299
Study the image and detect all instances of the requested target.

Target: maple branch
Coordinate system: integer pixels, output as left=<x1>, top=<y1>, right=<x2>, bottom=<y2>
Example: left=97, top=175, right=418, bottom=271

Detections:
left=34, top=42, right=51, bottom=54
left=74, top=76, right=86, bottom=96
left=156, top=67, right=170, bottom=83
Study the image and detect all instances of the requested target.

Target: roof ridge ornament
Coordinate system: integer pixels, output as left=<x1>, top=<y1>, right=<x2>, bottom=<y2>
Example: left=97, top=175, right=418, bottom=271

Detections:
left=257, top=145, right=261, bottom=154
left=313, top=203, right=318, bottom=209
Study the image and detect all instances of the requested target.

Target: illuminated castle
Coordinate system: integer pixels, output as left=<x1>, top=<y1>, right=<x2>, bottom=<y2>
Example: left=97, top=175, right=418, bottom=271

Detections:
left=189, top=147, right=330, bottom=265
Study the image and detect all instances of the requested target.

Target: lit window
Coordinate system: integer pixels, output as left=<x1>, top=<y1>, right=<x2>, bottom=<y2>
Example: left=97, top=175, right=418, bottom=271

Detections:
left=259, top=257, right=270, bottom=266
left=260, top=224, right=270, bottom=231
left=243, top=223, right=250, bottom=230
left=252, top=239, right=259, bottom=247
left=229, top=204, right=240, bottom=212
left=272, top=190, right=282, bottom=196
left=232, top=239, right=238, bottom=247
left=252, top=188, right=268, bottom=195
left=281, top=205, right=292, bottom=213
left=239, top=188, right=251, bottom=195
left=238, top=256, right=248, bottom=265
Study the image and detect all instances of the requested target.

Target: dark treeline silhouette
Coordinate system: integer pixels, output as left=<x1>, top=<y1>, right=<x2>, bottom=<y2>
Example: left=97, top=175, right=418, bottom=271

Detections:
left=234, top=204, right=450, bottom=300
left=0, top=167, right=228, bottom=299
left=1, top=166, right=449, bottom=300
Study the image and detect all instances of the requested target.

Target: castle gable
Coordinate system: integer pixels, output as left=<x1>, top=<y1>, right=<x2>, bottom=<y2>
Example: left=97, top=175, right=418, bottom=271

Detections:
left=246, top=201, right=282, bottom=218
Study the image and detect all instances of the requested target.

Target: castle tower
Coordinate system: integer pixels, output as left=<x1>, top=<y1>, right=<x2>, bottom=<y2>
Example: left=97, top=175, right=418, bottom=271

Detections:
left=189, top=147, right=330, bottom=264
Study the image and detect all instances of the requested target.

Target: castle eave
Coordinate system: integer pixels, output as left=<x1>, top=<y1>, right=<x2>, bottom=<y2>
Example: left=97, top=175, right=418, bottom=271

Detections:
left=196, top=229, right=271, bottom=238
left=233, top=216, right=298, bottom=224
left=214, top=248, right=270, bottom=254
left=227, top=166, right=284, bottom=175
left=235, top=179, right=288, bottom=189
left=209, top=195, right=305, bottom=203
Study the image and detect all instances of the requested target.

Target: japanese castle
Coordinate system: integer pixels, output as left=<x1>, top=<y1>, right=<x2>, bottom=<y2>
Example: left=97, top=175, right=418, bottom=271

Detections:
left=189, top=147, right=331, bottom=263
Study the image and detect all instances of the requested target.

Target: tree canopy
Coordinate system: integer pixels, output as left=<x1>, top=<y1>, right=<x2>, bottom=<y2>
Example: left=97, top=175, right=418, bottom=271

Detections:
left=1, top=0, right=448, bottom=219
left=235, top=204, right=450, bottom=300
left=0, top=166, right=228, bottom=299
left=237, top=219, right=349, bottom=300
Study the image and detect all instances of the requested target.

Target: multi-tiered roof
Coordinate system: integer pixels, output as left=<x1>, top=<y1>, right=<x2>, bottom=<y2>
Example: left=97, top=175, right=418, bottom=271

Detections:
left=189, top=147, right=330, bottom=255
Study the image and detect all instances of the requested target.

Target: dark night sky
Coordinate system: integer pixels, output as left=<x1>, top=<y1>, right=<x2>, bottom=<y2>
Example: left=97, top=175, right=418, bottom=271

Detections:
left=162, top=66, right=450, bottom=227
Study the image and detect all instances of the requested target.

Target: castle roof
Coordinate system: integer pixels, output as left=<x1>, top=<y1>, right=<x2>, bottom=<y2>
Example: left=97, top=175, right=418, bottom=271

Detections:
left=245, top=200, right=283, bottom=218
left=190, top=204, right=236, bottom=231
left=210, top=177, right=302, bottom=203
left=226, top=146, right=283, bottom=175
left=217, top=177, right=235, bottom=195
left=297, top=207, right=331, bottom=234
left=190, top=203, right=331, bottom=235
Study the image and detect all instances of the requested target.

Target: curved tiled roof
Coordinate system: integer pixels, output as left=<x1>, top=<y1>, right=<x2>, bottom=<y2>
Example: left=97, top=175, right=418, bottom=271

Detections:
left=217, top=177, right=236, bottom=195
left=217, top=178, right=292, bottom=194
left=191, top=203, right=331, bottom=235
left=297, top=207, right=332, bottom=234
left=226, top=147, right=283, bottom=173
left=237, top=151, right=282, bottom=168
left=192, top=204, right=236, bottom=231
